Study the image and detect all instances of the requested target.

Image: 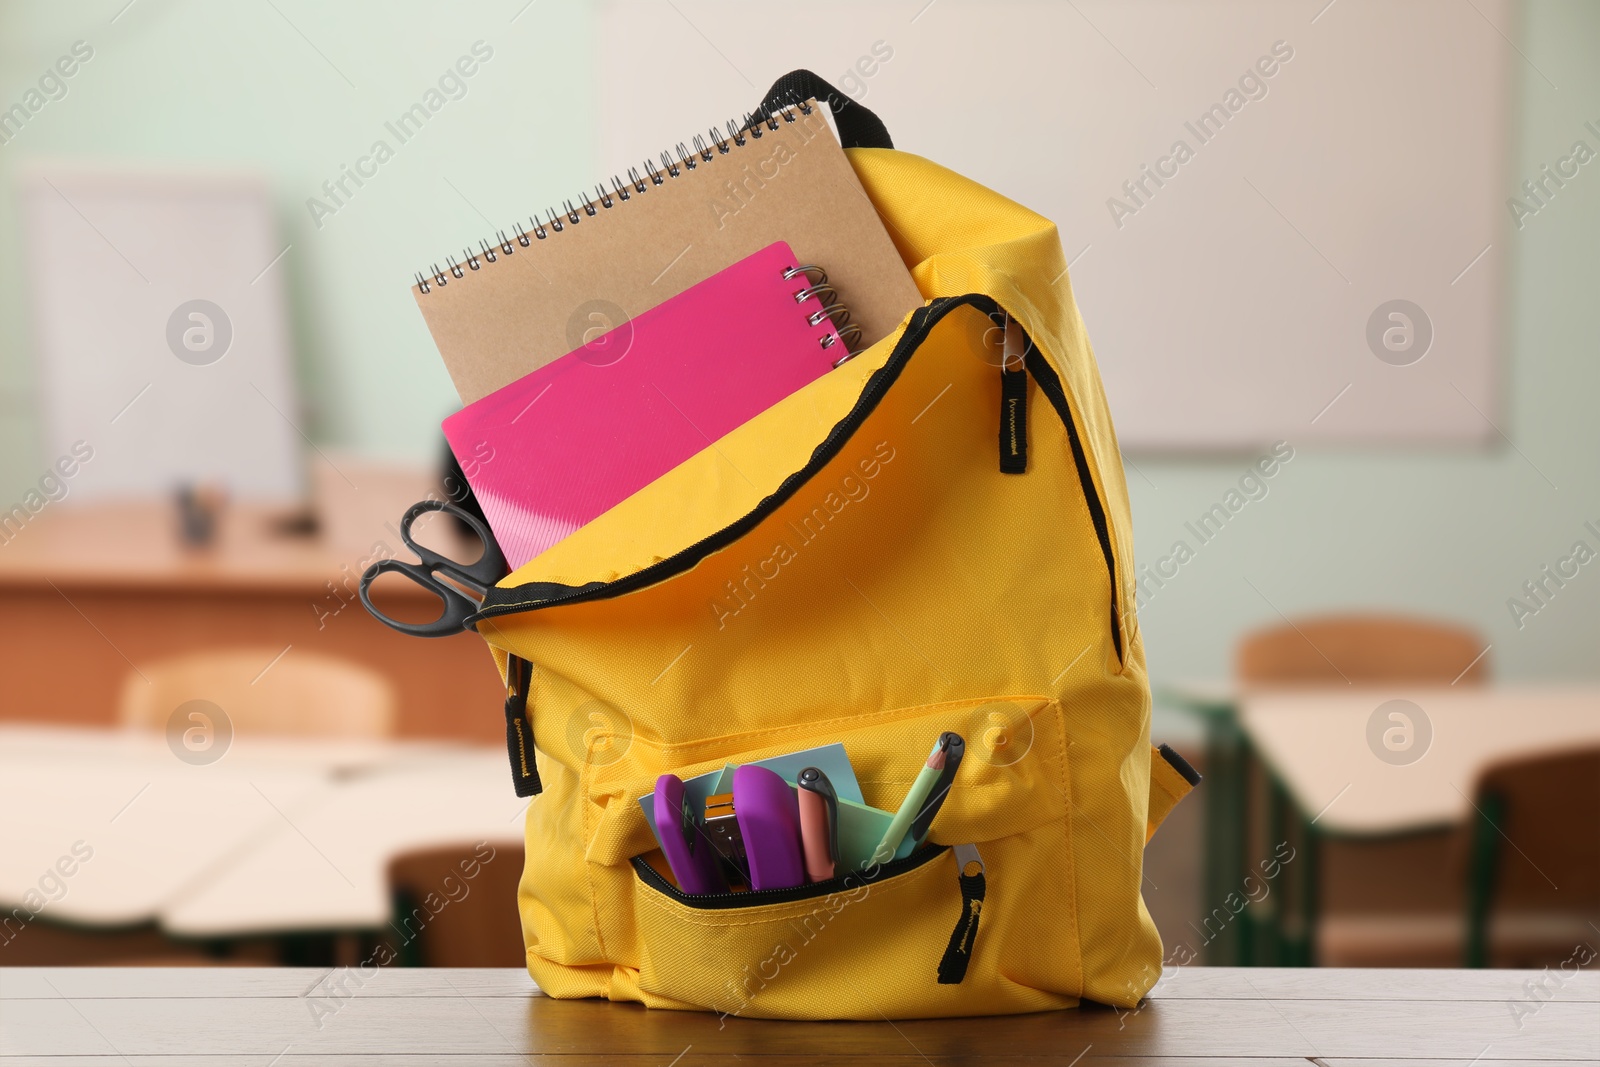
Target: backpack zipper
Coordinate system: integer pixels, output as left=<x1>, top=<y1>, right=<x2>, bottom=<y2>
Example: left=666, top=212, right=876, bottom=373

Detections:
left=937, top=843, right=985, bottom=983
left=1022, top=348, right=1122, bottom=661
left=630, top=842, right=948, bottom=909
left=470, top=294, right=1122, bottom=662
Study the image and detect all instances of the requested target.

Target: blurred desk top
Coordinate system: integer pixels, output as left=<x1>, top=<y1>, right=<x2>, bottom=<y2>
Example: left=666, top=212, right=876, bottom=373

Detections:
left=1236, top=686, right=1600, bottom=835
left=162, top=755, right=527, bottom=937
left=1, top=966, right=1594, bottom=1062
left=0, top=502, right=505, bottom=741
left=0, top=726, right=521, bottom=932
left=0, top=501, right=434, bottom=595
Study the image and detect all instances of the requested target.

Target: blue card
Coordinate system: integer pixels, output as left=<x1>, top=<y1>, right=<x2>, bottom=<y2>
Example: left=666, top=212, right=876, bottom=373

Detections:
left=709, top=742, right=864, bottom=804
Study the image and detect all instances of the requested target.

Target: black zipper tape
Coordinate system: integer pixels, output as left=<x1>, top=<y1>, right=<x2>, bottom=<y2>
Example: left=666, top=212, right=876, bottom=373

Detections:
left=470, top=296, right=1121, bottom=651
left=1021, top=349, right=1123, bottom=662
left=631, top=843, right=948, bottom=910
left=505, top=655, right=542, bottom=797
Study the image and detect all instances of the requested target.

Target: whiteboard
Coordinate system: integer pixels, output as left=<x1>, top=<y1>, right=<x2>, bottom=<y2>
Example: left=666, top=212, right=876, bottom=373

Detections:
left=17, top=164, right=304, bottom=502
left=595, top=0, right=1509, bottom=448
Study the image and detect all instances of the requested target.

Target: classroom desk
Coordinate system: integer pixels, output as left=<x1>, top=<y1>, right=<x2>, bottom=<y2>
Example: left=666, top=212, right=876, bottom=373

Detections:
left=1, top=966, right=1593, bottom=1063
left=163, top=754, right=527, bottom=937
left=1165, top=682, right=1600, bottom=967
left=0, top=502, right=505, bottom=741
left=0, top=728, right=331, bottom=928
left=0, top=727, right=522, bottom=937
left=1239, top=686, right=1600, bottom=835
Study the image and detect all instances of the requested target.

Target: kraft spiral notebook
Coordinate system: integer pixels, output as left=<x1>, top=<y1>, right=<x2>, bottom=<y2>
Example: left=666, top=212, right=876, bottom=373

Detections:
left=413, top=99, right=923, bottom=404
left=441, top=241, right=850, bottom=569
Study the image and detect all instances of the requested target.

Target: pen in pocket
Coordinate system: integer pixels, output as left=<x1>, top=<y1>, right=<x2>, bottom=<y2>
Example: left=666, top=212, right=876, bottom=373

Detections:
left=871, top=736, right=948, bottom=866
left=797, top=766, right=839, bottom=882
left=909, top=732, right=965, bottom=847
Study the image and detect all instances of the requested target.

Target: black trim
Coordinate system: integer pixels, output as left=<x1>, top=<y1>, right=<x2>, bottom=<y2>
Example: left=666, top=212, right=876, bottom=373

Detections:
left=758, top=70, right=893, bottom=151
left=1023, top=350, right=1123, bottom=663
left=1157, top=743, right=1202, bottom=787
left=472, top=295, right=1124, bottom=670
left=631, top=843, right=947, bottom=910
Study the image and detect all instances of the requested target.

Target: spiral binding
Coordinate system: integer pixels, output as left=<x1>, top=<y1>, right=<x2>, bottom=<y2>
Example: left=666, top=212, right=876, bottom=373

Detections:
left=412, top=95, right=860, bottom=358
left=781, top=264, right=862, bottom=366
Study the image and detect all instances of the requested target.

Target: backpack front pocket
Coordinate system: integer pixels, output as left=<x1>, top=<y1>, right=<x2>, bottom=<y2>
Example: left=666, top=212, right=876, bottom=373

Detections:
left=571, top=694, right=1083, bottom=1019
left=627, top=833, right=1079, bottom=1020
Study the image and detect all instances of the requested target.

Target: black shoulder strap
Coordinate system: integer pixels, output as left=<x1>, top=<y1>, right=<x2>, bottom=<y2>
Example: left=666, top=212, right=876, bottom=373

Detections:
left=758, top=69, right=893, bottom=151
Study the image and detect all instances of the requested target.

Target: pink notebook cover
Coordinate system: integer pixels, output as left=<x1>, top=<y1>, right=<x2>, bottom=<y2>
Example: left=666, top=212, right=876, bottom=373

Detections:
left=442, top=241, right=843, bottom=569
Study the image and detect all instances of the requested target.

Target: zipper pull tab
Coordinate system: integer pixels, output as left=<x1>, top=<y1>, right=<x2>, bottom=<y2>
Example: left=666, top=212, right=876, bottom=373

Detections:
left=504, top=655, right=542, bottom=797
left=999, top=314, right=1028, bottom=475
left=938, top=843, right=986, bottom=984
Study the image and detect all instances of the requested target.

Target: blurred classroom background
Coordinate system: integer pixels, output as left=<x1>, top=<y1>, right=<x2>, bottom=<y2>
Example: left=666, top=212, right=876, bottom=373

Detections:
left=0, top=0, right=1595, bottom=971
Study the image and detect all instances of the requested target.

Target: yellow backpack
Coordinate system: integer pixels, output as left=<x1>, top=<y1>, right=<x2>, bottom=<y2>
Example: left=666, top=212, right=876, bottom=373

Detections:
left=414, top=72, right=1195, bottom=1020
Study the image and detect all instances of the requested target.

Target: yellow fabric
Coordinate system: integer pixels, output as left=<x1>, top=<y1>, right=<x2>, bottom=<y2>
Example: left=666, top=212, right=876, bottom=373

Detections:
left=477, top=147, right=1180, bottom=1019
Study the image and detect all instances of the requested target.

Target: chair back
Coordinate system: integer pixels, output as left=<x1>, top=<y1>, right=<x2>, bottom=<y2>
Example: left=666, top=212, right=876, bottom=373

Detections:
left=119, top=648, right=396, bottom=739
left=387, top=843, right=526, bottom=966
left=1464, top=746, right=1600, bottom=966
left=1236, top=613, right=1488, bottom=686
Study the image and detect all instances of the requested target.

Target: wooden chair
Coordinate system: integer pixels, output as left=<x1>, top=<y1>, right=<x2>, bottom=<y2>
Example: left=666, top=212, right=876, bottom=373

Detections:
left=386, top=844, right=526, bottom=967
left=119, top=648, right=396, bottom=739
left=1236, top=613, right=1489, bottom=686
left=1463, top=747, right=1600, bottom=968
left=1234, top=614, right=1487, bottom=966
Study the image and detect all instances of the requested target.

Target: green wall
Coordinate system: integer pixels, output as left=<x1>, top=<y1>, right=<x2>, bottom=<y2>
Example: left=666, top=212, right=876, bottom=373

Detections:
left=0, top=0, right=594, bottom=466
left=1, top=1, right=1593, bottom=697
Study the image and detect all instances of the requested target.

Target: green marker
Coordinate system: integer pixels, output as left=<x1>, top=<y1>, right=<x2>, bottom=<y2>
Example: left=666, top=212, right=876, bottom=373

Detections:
left=869, top=737, right=948, bottom=866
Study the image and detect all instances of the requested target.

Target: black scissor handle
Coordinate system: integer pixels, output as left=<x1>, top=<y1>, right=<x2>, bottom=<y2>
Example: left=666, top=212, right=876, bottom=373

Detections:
left=394, top=499, right=506, bottom=593
left=358, top=500, right=507, bottom=638
left=359, top=557, right=480, bottom=638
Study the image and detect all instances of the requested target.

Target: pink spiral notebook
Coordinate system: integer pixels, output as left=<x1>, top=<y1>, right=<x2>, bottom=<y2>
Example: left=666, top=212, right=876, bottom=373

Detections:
left=441, top=241, right=848, bottom=569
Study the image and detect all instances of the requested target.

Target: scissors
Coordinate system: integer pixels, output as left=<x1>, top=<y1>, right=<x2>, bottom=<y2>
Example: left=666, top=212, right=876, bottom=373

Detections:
left=358, top=499, right=507, bottom=638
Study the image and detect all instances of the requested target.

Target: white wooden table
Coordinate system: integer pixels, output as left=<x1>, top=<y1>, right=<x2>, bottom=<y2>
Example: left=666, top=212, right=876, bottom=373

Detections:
left=1237, top=685, right=1600, bottom=834
left=0, top=726, right=523, bottom=937
left=163, top=755, right=528, bottom=936
left=1164, top=682, right=1600, bottom=965
left=1, top=966, right=1594, bottom=1063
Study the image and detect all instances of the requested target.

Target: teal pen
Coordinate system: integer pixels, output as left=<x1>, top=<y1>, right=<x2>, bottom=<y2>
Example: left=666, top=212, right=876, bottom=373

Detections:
left=869, top=738, right=948, bottom=866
